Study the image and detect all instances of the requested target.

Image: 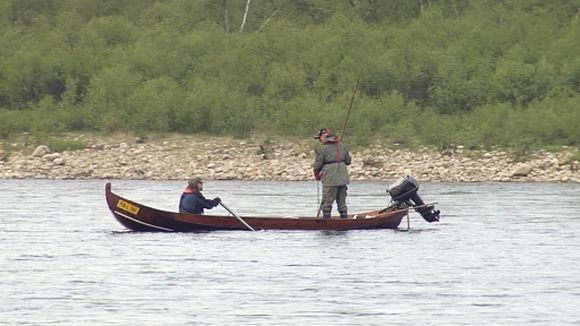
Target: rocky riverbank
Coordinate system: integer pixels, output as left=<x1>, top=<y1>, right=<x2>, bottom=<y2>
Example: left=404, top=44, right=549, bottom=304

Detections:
left=1, top=134, right=579, bottom=182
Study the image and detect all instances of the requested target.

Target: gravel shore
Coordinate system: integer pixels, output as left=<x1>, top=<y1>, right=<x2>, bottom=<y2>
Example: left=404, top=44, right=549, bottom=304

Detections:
left=1, top=134, right=579, bottom=183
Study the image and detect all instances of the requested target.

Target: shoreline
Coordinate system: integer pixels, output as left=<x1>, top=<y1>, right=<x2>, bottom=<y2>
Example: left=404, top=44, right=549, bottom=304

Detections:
left=1, top=134, right=579, bottom=183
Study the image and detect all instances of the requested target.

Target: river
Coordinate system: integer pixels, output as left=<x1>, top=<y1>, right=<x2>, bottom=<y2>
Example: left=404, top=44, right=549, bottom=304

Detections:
left=1, top=180, right=579, bottom=325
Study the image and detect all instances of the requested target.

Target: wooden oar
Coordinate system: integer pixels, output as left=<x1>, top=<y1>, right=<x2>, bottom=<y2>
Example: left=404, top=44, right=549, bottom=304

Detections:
left=219, top=202, right=255, bottom=231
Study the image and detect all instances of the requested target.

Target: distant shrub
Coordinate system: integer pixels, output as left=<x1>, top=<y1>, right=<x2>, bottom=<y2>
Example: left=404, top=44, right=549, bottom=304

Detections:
left=46, top=138, right=87, bottom=152
left=0, top=110, right=32, bottom=138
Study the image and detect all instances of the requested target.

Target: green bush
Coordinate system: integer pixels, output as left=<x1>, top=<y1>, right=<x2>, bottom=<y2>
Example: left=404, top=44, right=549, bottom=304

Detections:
left=46, top=138, right=87, bottom=152
left=0, top=1, right=579, bottom=150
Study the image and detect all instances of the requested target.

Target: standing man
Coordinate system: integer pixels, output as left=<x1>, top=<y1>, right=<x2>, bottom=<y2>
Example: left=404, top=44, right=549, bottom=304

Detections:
left=313, top=128, right=352, bottom=219
left=179, top=177, right=221, bottom=214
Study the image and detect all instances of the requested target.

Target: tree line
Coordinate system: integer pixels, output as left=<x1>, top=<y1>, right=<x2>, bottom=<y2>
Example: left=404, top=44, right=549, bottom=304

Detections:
left=0, top=0, right=579, bottom=149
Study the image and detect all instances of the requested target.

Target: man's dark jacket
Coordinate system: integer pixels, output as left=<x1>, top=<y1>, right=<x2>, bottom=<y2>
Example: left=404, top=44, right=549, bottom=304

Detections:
left=313, top=135, right=351, bottom=187
left=179, top=191, right=219, bottom=214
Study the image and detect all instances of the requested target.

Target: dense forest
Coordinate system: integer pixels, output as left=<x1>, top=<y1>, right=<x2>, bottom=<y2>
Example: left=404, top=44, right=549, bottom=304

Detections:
left=0, top=0, right=579, bottom=149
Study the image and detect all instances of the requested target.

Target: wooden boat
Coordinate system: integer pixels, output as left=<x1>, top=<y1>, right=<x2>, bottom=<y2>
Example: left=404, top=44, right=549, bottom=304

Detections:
left=105, top=182, right=410, bottom=232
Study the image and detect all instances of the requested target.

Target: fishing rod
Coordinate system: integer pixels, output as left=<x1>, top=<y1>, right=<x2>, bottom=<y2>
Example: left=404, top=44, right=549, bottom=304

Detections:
left=339, top=70, right=363, bottom=141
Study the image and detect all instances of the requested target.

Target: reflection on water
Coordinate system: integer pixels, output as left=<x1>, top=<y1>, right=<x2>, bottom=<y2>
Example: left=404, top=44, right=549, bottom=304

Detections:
left=0, top=180, right=579, bottom=325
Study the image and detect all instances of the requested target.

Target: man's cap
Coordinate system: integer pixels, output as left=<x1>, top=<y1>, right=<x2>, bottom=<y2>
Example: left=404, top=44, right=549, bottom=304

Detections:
left=188, top=177, right=203, bottom=187
left=314, top=128, right=334, bottom=139
left=314, top=128, right=330, bottom=139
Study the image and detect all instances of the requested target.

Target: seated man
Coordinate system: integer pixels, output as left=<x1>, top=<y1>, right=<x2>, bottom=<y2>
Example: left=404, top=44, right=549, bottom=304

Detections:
left=179, top=177, right=221, bottom=214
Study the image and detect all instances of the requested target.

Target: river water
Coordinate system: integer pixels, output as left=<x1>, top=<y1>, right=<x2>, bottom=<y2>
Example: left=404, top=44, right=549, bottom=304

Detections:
left=1, top=180, right=579, bottom=325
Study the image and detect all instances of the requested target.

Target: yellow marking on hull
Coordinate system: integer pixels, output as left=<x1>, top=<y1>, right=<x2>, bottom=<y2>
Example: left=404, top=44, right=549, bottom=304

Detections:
left=116, top=199, right=140, bottom=215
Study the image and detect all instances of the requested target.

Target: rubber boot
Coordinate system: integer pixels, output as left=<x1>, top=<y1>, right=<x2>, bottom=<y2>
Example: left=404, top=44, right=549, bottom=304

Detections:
left=339, top=211, right=348, bottom=219
left=322, top=208, right=331, bottom=219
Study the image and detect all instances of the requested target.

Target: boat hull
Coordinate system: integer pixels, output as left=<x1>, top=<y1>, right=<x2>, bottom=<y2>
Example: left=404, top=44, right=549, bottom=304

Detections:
left=105, top=183, right=407, bottom=232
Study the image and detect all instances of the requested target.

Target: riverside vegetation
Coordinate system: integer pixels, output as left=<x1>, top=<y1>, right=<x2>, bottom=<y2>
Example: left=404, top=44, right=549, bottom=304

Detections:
left=0, top=1, right=579, bottom=178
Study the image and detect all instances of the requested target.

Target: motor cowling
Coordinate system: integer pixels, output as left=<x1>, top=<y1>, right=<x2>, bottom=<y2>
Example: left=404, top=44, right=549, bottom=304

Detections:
left=387, top=175, right=440, bottom=223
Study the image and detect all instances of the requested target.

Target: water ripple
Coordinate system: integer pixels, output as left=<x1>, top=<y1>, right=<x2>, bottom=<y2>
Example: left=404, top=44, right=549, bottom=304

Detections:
left=1, top=180, right=579, bottom=325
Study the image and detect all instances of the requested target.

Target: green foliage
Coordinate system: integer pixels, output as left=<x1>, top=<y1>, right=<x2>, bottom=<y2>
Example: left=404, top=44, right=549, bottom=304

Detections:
left=0, top=110, right=30, bottom=138
left=0, top=0, right=579, bottom=150
left=46, top=138, right=87, bottom=152
left=80, top=65, right=142, bottom=131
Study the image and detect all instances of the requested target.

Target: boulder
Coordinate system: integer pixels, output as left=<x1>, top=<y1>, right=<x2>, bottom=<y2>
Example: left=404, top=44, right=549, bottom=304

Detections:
left=53, top=157, right=66, bottom=165
left=512, top=163, right=533, bottom=177
left=32, top=145, right=51, bottom=157
left=44, top=153, right=61, bottom=161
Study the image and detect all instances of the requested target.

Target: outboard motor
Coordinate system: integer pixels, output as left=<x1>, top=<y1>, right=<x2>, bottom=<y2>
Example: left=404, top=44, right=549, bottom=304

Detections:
left=387, top=175, right=440, bottom=223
